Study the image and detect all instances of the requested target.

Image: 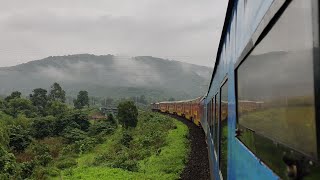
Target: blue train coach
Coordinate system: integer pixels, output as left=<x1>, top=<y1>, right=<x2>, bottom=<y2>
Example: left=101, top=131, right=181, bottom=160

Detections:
left=202, top=0, right=320, bottom=179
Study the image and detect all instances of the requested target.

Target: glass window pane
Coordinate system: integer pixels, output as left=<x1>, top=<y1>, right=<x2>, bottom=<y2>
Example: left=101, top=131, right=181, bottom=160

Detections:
left=213, top=98, right=216, bottom=141
left=207, top=102, right=210, bottom=133
left=236, top=0, right=317, bottom=178
left=211, top=99, right=215, bottom=139
left=209, top=101, right=211, bottom=136
left=215, top=94, right=219, bottom=153
left=237, top=0, right=316, bottom=158
left=220, top=81, right=228, bottom=179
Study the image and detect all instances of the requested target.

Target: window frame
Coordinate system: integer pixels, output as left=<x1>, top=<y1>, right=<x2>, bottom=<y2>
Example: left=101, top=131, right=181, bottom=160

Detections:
left=214, top=93, right=219, bottom=154
left=312, top=0, right=320, bottom=160
left=232, top=3, right=320, bottom=180
left=234, top=0, right=319, bottom=162
left=219, top=78, right=228, bottom=179
left=211, top=98, right=215, bottom=142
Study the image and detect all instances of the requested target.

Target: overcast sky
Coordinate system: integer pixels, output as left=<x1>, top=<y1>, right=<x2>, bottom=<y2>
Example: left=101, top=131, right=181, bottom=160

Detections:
left=0, top=0, right=227, bottom=67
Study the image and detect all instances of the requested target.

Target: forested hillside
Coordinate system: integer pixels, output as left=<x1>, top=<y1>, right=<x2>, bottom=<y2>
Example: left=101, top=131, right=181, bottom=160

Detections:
left=0, top=54, right=212, bottom=101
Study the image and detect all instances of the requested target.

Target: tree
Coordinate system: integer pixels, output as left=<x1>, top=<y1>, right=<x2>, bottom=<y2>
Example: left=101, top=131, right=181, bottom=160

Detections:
left=73, top=99, right=82, bottom=110
left=0, top=123, right=10, bottom=148
left=5, top=91, right=21, bottom=102
left=138, top=95, right=147, bottom=104
left=29, top=88, right=48, bottom=116
left=8, top=125, right=32, bottom=152
left=4, top=98, right=37, bottom=118
left=29, top=143, right=52, bottom=167
left=0, top=146, right=19, bottom=178
left=107, top=113, right=116, bottom=124
left=67, top=111, right=90, bottom=131
left=30, top=116, right=56, bottom=139
left=52, top=110, right=90, bottom=136
left=117, top=101, right=138, bottom=129
left=73, top=91, right=89, bottom=109
left=168, top=97, right=175, bottom=101
left=62, top=127, right=87, bottom=143
left=0, top=99, right=5, bottom=110
left=49, top=82, right=66, bottom=103
left=46, top=100, right=68, bottom=117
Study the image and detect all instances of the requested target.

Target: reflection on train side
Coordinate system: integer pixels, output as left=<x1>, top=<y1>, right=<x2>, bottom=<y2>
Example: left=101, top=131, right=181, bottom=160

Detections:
left=238, top=96, right=316, bottom=158
left=236, top=1, right=319, bottom=178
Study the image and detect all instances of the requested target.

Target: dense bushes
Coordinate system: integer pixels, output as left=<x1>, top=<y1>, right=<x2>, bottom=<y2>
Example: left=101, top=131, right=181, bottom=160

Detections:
left=63, top=112, right=189, bottom=180
left=117, top=101, right=138, bottom=129
left=55, top=157, right=77, bottom=170
left=31, top=116, right=56, bottom=139
left=93, top=111, right=177, bottom=172
left=8, top=125, right=32, bottom=152
left=0, top=90, right=189, bottom=180
left=0, top=105, right=117, bottom=179
left=0, top=85, right=123, bottom=179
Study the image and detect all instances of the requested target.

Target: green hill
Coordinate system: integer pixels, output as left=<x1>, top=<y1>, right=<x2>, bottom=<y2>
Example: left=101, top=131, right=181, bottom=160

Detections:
left=0, top=54, right=212, bottom=100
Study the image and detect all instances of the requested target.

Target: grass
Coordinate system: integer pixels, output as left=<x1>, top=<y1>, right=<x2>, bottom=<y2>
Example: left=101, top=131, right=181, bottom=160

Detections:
left=76, top=128, right=123, bottom=167
left=61, top=112, right=189, bottom=180
left=139, top=120, right=189, bottom=178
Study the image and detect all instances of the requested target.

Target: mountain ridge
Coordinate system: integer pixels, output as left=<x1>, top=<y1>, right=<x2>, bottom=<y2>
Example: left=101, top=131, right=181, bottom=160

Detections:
left=0, top=54, right=212, bottom=100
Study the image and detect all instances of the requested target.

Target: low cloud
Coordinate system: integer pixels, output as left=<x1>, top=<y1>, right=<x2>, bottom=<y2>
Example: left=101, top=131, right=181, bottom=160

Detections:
left=0, top=0, right=227, bottom=68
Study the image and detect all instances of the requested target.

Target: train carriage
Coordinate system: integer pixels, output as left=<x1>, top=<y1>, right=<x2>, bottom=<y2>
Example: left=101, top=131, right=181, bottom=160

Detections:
left=176, top=103, right=183, bottom=116
left=183, top=102, right=191, bottom=120
left=152, top=0, right=319, bottom=179
left=204, top=0, right=320, bottom=179
left=168, top=103, right=175, bottom=114
left=159, top=103, right=167, bottom=113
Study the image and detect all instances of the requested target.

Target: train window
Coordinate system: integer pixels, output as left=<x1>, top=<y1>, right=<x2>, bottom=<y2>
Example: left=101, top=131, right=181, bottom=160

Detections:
left=207, top=101, right=212, bottom=136
left=213, top=98, right=216, bottom=142
left=210, top=99, right=215, bottom=139
left=236, top=0, right=318, bottom=178
left=214, top=93, right=219, bottom=153
left=220, top=81, right=228, bottom=179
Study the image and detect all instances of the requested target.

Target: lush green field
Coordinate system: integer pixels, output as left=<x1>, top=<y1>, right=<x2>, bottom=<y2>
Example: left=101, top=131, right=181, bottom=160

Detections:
left=59, top=112, right=189, bottom=180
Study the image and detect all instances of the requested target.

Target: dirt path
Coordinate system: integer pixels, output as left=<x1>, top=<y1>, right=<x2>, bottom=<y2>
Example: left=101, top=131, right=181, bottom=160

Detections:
left=162, top=113, right=210, bottom=180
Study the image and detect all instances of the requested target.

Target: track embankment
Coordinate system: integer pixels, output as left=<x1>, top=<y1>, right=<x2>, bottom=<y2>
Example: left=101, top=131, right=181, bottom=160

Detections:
left=161, top=113, right=210, bottom=180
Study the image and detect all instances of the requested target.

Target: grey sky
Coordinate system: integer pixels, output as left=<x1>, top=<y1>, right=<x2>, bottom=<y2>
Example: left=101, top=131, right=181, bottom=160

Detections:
left=0, top=0, right=227, bottom=67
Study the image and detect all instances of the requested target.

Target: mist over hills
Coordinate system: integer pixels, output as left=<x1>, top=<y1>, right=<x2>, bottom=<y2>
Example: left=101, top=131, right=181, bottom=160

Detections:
left=0, top=54, right=212, bottom=100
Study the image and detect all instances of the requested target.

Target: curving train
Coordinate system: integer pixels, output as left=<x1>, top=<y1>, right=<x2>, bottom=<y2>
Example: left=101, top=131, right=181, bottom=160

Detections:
left=152, top=0, right=320, bottom=179
left=151, top=96, right=204, bottom=126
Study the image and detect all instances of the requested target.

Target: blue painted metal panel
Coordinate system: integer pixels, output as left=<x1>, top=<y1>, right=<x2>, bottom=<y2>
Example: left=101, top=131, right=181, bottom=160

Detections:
left=232, top=140, right=278, bottom=180
left=205, top=0, right=284, bottom=179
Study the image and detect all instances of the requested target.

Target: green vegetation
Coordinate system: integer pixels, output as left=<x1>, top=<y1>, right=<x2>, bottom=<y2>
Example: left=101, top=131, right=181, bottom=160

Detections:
left=49, top=82, right=66, bottom=103
left=73, top=91, right=89, bottom=109
left=0, top=84, right=190, bottom=180
left=0, top=83, right=117, bottom=179
left=117, top=101, right=138, bottom=129
left=61, top=112, right=189, bottom=180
